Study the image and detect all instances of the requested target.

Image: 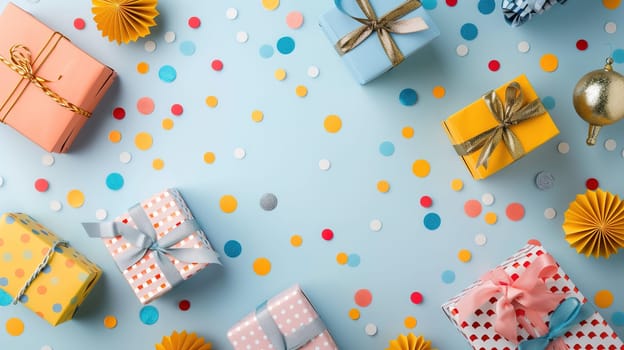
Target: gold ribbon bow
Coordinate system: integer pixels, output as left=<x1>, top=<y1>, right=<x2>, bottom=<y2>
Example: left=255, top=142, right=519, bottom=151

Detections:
left=0, top=44, right=92, bottom=121
left=335, top=0, right=429, bottom=66
left=453, top=82, right=547, bottom=169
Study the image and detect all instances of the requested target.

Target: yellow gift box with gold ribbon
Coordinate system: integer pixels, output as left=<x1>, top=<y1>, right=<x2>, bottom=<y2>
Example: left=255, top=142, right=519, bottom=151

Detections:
left=442, top=74, right=559, bottom=180
left=0, top=213, right=101, bottom=326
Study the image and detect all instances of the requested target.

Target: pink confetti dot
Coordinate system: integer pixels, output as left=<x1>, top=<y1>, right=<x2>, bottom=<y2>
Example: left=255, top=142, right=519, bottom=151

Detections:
left=171, top=104, right=183, bottom=116
left=137, top=97, right=155, bottom=115
left=188, top=16, right=201, bottom=29
left=464, top=199, right=482, bottom=218
left=211, top=59, right=224, bottom=71
left=112, top=107, right=126, bottom=120
left=74, top=18, right=86, bottom=30
left=34, top=178, right=49, bottom=192
left=410, top=291, right=423, bottom=304
left=286, top=11, right=304, bottom=29
left=354, top=289, right=373, bottom=307
left=321, top=228, right=334, bottom=241
left=488, top=60, right=500, bottom=72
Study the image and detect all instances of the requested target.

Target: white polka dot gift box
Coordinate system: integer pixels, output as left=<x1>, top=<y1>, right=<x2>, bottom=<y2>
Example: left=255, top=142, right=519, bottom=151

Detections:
left=0, top=213, right=102, bottom=326
left=441, top=243, right=624, bottom=349
left=82, top=188, right=221, bottom=304
left=227, top=284, right=338, bottom=350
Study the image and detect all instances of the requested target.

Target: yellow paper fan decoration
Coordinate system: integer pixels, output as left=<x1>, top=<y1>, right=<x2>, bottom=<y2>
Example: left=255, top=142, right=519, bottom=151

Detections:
left=386, top=333, right=436, bottom=350
left=563, top=188, right=624, bottom=258
left=92, top=0, right=159, bottom=44
left=155, top=330, right=212, bottom=350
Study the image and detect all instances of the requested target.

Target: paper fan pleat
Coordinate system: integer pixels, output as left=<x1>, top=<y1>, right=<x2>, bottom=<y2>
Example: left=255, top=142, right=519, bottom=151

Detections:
left=155, top=331, right=211, bottom=350
left=386, top=333, right=434, bottom=350
left=92, top=0, right=159, bottom=44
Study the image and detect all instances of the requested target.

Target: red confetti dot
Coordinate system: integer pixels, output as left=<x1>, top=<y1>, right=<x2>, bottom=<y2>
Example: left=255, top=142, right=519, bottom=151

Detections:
left=321, top=228, right=334, bottom=241
left=112, top=107, right=126, bottom=120
left=171, top=104, right=184, bottom=116
left=586, top=178, right=599, bottom=190
left=73, top=18, right=86, bottom=30
left=354, top=289, right=373, bottom=307
left=34, top=178, right=49, bottom=192
left=446, top=0, right=458, bottom=6
left=488, top=60, right=500, bottom=72
left=410, top=291, right=423, bottom=304
left=505, top=202, right=525, bottom=221
left=420, top=195, right=433, bottom=208
left=188, top=16, right=201, bottom=29
left=178, top=300, right=191, bottom=311
left=576, top=39, right=588, bottom=51
left=211, top=59, right=224, bottom=71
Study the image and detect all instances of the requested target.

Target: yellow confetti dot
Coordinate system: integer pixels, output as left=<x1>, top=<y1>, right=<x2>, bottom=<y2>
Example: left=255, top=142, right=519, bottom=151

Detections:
left=540, top=53, right=559, bottom=72
left=484, top=212, right=498, bottom=225
left=108, top=130, right=121, bottom=143
left=152, top=158, right=165, bottom=170
left=404, top=316, right=417, bottom=329
left=377, top=180, right=390, bottom=193
left=603, top=0, right=621, bottom=9
left=295, top=85, right=308, bottom=97
left=262, top=0, right=280, bottom=10
left=432, top=85, right=446, bottom=99
left=204, top=152, right=216, bottom=164
left=290, top=234, right=303, bottom=247
left=324, top=114, right=342, bottom=133
left=274, top=68, right=287, bottom=81
left=162, top=118, right=174, bottom=130
left=458, top=249, right=472, bottom=263
left=136, top=61, right=149, bottom=74
left=595, top=290, right=614, bottom=308
left=336, top=252, right=348, bottom=265
left=205, top=96, right=218, bottom=108
left=134, top=132, right=153, bottom=151
left=402, top=126, right=414, bottom=139
left=103, top=315, right=117, bottom=329
left=348, top=308, right=360, bottom=320
left=253, top=257, right=271, bottom=276
left=67, top=189, right=85, bottom=208
left=412, top=159, right=431, bottom=178
left=220, top=195, right=238, bottom=213
left=5, top=317, right=24, bottom=336
left=451, top=178, right=464, bottom=191
left=251, top=110, right=264, bottom=123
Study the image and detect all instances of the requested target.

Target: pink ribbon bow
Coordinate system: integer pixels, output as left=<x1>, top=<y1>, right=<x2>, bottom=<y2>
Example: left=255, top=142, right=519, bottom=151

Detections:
left=455, top=252, right=565, bottom=343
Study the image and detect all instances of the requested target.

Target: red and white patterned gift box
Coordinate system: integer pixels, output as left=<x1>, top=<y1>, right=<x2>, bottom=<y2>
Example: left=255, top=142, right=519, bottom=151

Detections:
left=441, top=243, right=624, bottom=349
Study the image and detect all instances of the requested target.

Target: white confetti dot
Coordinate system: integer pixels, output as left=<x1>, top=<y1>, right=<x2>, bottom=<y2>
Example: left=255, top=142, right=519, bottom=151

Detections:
left=226, top=7, right=238, bottom=20
left=50, top=200, right=62, bottom=212
left=557, top=142, right=570, bottom=154
left=144, top=40, right=156, bottom=53
left=517, top=41, right=530, bottom=53
left=41, top=154, right=55, bottom=166
left=474, top=233, right=487, bottom=246
left=605, top=21, right=617, bottom=34
left=120, top=152, right=132, bottom=164
left=164, top=31, right=176, bottom=43
left=364, top=323, right=377, bottom=336
left=41, top=346, right=53, bottom=350
left=481, top=193, right=495, bottom=206
left=236, top=31, right=249, bottom=43
left=95, top=209, right=108, bottom=221
left=605, top=138, right=617, bottom=151
left=0, top=176, right=4, bottom=187
left=544, top=208, right=557, bottom=220
left=456, top=44, right=469, bottom=57
left=307, top=65, right=320, bottom=78
left=318, top=159, right=331, bottom=171
left=369, top=219, right=382, bottom=232
left=234, top=147, right=246, bottom=159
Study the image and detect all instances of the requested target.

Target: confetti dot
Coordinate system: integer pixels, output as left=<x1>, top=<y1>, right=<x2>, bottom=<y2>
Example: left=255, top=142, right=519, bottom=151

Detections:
left=220, top=195, right=238, bottom=213
left=108, top=130, right=121, bottom=143
left=446, top=0, right=457, bottom=5
left=139, top=306, right=159, bottom=325
left=290, top=235, right=302, bottom=247
left=586, top=178, right=599, bottom=190
left=253, top=257, right=271, bottom=276
left=162, top=118, right=174, bottom=130
left=535, top=172, right=555, bottom=190
left=348, top=308, right=360, bottom=320
left=67, top=190, right=85, bottom=208
left=226, top=7, right=238, bottom=20
left=478, top=0, right=495, bottom=14
left=6, top=318, right=24, bottom=336
left=369, top=219, right=382, bottom=232
left=605, top=22, right=617, bottom=34
left=234, top=147, right=246, bottom=159
left=144, top=40, right=156, bottom=53
left=95, top=209, right=107, bottom=220
left=103, top=315, right=117, bottom=329
left=180, top=41, right=196, bottom=56
left=347, top=253, right=361, bottom=267
left=260, top=193, right=278, bottom=211
left=506, top=203, right=525, bottom=221
left=456, top=44, right=469, bottom=57
left=484, top=212, right=498, bottom=225
left=410, top=291, right=423, bottom=304
left=542, top=96, right=556, bottom=110
left=249, top=110, right=264, bottom=123
left=211, top=59, right=224, bottom=71
left=517, top=41, right=530, bottom=53
left=276, top=36, right=295, bottom=54
left=336, top=252, right=348, bottom=265
left=457, top=249, right=472, bottom=262
left=423, top=213, right=441, bottom=230
left=259, top=45, right=274, bottom=58
left=105, top=173, right=124, bottom=191
left=402, top=126, right=414, bottom=138
left=134, top=132, right=153, bottom=151
left=274, top=68, right=287, bottom=81
left=460, top=23, right=478, bottom=41
left=295, top=85, right=308, bottom=97
left=158, top=65, right=177, bottom=83
left=603, top=0, right=621, bottom=9
left=324, top=115, right=342, bottom=133
left=420, top=195, right=433, bottom=208
left=321, top=228, right=334, bottom=241
left=42, top=154, right=55, bottom=166
left=236, top=31, right=249, bottom=43
left=412, top=159, right=431, bottom=178
left=595, top=290, right=614, bottom=308
left=224, top=240, right=242, bottom=258
left=432, top=86, right=445, bottom=99
left=120, top=152, right=132, bottom=164
left=404, top=316, right=417, bottom=329
left=34, top=178, right=49, bottom=192
left=286, top=11, right=304, bottom=29
left=188, top=16, right=201, bottom=28
left=540, top=53, right=559, bottom=72
left=557, top=142, right=570, bottom=154
left=205, top=96, right=218, bottom=108
left=488, top=60, right=500, bottom=72
left=112, top=107, right=126, bottom=119
left=49, top=200, right=62, bottom=212
left=464, top=199, right=482, bottom=217
left=421, top=0, right=437, bottom=9
left=450, top=178, right=463, bottom=191
left=605, top=138, right=617, bottom=151
left=399, top=88, right=418, bottom=106
left=377, top=180, right=390, bottom=193
left=152, top=158, right=164, bottom=170
left=307, top=65, right=320, bottom=78
left=481, top=193, right=495, bottom=206
left=137, top=97, right=155, bottom=115
left=178, top=300, right=191, bottom=311
left=379, top=141, right=395, bottom=156
left=474, top=233, right=487, bottom=246
left=613, top=312, right=624, bottom=326
left=441, top=270, right=455, bottom=284
left=576, top=39, right=588, bottom=51
left=365, top=323, right=377, bottom=336
left=164, top=31, right=176, bottom=43
left=354, top=289, right=373, bottom=307
left=544, top=208, right=557, bottom=219
left=41, top=346, right=52, bottom=350
left=73, top=18, right=86, bottom=30
left=262, top=0, right=280, bottom=10
left=319, top=159, right=331, bottom=170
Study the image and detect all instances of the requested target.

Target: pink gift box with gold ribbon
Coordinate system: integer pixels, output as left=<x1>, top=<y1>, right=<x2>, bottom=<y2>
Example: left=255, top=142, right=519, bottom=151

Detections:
left=0, top=2, right=115, bottom=153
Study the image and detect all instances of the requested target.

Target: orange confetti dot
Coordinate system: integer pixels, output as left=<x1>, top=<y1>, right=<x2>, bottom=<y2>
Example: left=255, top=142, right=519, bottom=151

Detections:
left=377, top=180, right=390, bottom=193
left=220, top=195, right=238, bottom=213
left=412, top=159, right=431, bottom=178
left=484, top=212, right=498, bottom=225
left=295, top=85, right=308, bottom=97
left=404, top=316, right=417, bottom=329
left=108, top=130, right=121, bottom=143
left=162, top=118, right=174, bottom=130
left=5, top=318, right=24, bottom=336
left=274, top=68, right=287, bottom=81
left=432, top=86, right=446, bottom=98
left=203, top=152, right=216, bottom=164
left=251, top=110, right=264, bottom=122
left=402, top=126, right=414, bottom=139
left=67, top=189, right=85, bottom=208
left=324, top=115, right=342, bottom=133
left=134, top=132, right=153, bottom=151
left=152, top=158, right=165, bottom=170
left=253, top=257, right=271, bottom=276
left=336, top=252, right=348, bottom=265
left=540, top=53, right=559, bottom=72
left=348, top=308, right=360, bottom=320
left=290, top=234, right=302, bottom=247
left=205, top=96, right=218, bottom=108
left=595, top=290, right=614, bottom=308
left=603, top=0, right=621, bottom=9
left=103, top=315, right=117, bottom=329
left=451, top=178, right=464, bottom=191
left=457, top=249, right=472, bottom=262
left=136, top=62, right=149, bottom=74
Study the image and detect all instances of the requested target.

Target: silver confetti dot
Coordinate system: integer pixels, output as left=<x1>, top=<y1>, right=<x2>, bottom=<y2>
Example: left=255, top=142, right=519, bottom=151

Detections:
left=474, top=233, right=487, bottom=246
left=260, top=193, right=278, bottom=211
left=42, top=154, right=55, bottom=166
left=307, top=65, right=320, bottom=78
left=557, top=142, right=570, bottom=154
left=364, top=323, right=377, bottom=336
left=456, top=44, right=469, bottom=57
left=605, top=138, right=617, bottom=151
left=144, top=40, right=157, bottom=53
left=50, top=200, right=62, bottom=212
left=41, top=346, right=53, bottom=350
left=535, top=171, right=555, bottom=190
left=236, top=31, right=249, bottom=43
left=369, top=219, right=382, bottom=232
left=544, top=208, right=557, bottom=219
left=318, top=159, right=331, bottom=170
left=164, top=31, right=176, bottom=43
left=120, top=152, right=132, bottom=164
left=234, top=147, right=246, bottom=159
left=517, top=41, right=530, bottom=53
left=481, top=193, right=495, bottom=206
left=605, top=21, right=617, bottom=34
left=226, top=7, right=239, bottom=20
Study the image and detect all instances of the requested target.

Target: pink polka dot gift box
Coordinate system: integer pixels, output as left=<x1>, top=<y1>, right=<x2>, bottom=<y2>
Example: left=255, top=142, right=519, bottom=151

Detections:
left=82, top=188, right=221, bottom=305
left=227, top=284, right=338, bottom=350
left=0, top=212, right=102, bottom=326
left=441, top=243, right=624, bottom=349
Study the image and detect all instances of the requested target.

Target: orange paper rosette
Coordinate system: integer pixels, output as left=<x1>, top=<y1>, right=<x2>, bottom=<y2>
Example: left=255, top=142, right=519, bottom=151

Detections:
left=92, top=0, right=159, bottom=44
left=155, top=330, right=212, bottom=350
left=386, top=333, right=435, bottom=350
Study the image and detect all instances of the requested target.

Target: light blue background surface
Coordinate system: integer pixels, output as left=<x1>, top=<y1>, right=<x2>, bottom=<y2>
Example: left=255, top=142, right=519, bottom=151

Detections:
left=1, top=0, right=624, bottom=349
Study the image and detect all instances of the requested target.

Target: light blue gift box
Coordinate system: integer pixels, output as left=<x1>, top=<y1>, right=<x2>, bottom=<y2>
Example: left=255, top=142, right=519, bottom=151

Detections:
left=319, top=0, right=440, bottom=84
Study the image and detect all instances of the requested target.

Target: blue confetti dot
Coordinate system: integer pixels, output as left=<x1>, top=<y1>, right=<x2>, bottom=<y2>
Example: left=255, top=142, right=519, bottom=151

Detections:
left=0, top=278, right=7, bottom=286
left=612, top=311, right=624, bottom=326
left=224, top=240, right=242, bottom=258
left=542, top=96, right=556, bottom=110
left=259, top=45, right=274, bottom=58
left=158, top=65, right=177, bottom=83
left=42, top=265, right=51, bottom=274
left=441, top=270, right=455, bottom=284
left=423, top=213, right=441, bottom=230
left=140, top=305, right=159, bottom=325
left=5, top=215, right=14, bottom=224
left=179, top=41, right=196, bottom=56
left=379, top=141, right=395, bottom=156
left=276, top=36, right=295, bottom=55
left=52, top=303, right=63, bottom=313
left=347, top=254, right=360, bottom=267
left=460, top=23, right=478, bottom=41
left=399, top=88, right=418, bottom=106
left=106, top=172, right=124, bottom=191
left=0, top=289, right=12, bottom=306
left=421, top=0, right=437, bottom=10
left=478, top=0, right=495, bottom=14
left=613, top=49, right=624, bottom=64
